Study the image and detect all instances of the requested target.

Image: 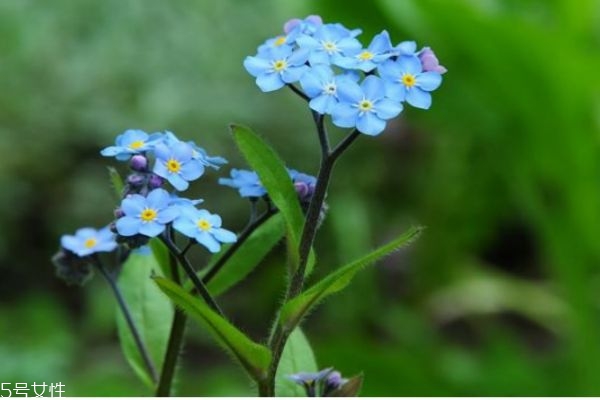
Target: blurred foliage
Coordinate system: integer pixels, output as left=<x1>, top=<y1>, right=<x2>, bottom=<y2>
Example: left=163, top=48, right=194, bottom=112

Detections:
left=0, top=0, right=599, bottom=396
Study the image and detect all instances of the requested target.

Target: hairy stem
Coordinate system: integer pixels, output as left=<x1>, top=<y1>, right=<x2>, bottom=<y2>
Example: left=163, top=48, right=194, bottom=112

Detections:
left=95, top=258, right=158, bottom=385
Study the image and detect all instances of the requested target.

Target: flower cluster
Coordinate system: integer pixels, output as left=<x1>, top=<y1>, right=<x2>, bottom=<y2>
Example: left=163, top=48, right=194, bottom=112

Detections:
left=244, top=15, right=446, bottom=136
left=287, top=367, right=351, bottom=397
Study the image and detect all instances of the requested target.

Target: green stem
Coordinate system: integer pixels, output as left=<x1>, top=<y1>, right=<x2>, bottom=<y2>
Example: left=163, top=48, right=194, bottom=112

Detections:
left=95, top=257, right=158, bottom=384
left=156, top=239, right=186, bottom=397
left=262, top=125, right=361, bottom=395
left=160, top=234, right=224, bottom=317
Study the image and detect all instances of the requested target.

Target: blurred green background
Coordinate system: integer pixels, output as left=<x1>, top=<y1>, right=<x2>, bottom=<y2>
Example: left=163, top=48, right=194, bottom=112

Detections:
left=1, top=0, right=599, bottom=396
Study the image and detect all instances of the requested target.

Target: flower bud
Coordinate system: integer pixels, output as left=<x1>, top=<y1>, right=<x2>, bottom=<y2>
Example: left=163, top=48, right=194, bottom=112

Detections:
left=323, top=371, right=348, bottom=396
left=127, top=174, right=145, bottom=186
left=114, top=207, right=125, bottom=218
left=130, top=154, right=148, bottom=171
left=148, top=174, right=164, bottom=189
left=419, top=47, right=447, bottom=74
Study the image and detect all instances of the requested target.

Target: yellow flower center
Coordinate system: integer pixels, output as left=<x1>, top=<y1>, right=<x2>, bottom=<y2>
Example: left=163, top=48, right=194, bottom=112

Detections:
left=197, top=219, right=212, bottom=231
left=322, top=41, right=338, bottom=53
left=129, top=140, right=144, bottom=150
left=274, top=36, right=287, bottom=46
left=167, top=158, right=181, bottom=173
left=402, top=73, right=416, bottom=88
left=358, top=99, right=374, bottom=112
left=140, top=208, right=158, bottom=222
left=84, top=238, right=97, bottom=249
left=358, top=51, right=374, bottom=61
left=272, top=59, right=287, bottom=72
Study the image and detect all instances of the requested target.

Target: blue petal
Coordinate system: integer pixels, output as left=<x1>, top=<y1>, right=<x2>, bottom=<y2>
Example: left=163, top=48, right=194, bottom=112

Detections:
left=122, top=129, right=148, bottom=143
left=357, top=113, right=386, bottom=136
left=309, top=95, right=337, bottom=115
left=300, top=70, right=325, bottom=98
left=331, top=103, right=358, bottom=128
left=239, top=186, right=267, bottom=197
left=172, top=142, right=193, bottom=163
left=406, top=88, right=432, bottom=109
left=361, top=75, right=385, bottom=101
left=368, top=30, right=392, bottom=54
left=121, top=195, right=145, bottom=216
left=146, top=188, right=170, bottom=209
left=167, top=174, right=189, bottom=191
left=337, top=37, right=362, bottom=54
left=281, top=65, right=308, bottom=83
left=173, top=217, right=198, bottom=238
left=196, top=232, right=221, bottom=253
left=395, top=40, right=417, bottom=55
left=157, top=206, right=179, bottom=224
left=95, top=241, right=118, bottom=253
left=296, top=34, right=319, bottom=49
left=243, top=56, right=270, bottom=77
left=153, top=160, right=170, bottom=179
left=116, top=217, right=141, bottom=236
left=100, top=146, right=121, bottom=157
left=417, top=72, right=442, bottom=91
left=60, top=235, right=79, bottom=252
left=206, top=212, right=222, bottom=227
left=377, top=60, right=403, bottom=82
left=153, top=143, right=170, bottom=161
left=213, top=228, right=237, bottom=243
left=139, top=222, right=165, bottom=237
left=385, top=82, right=407, bottom=102
left=376, top=98, right=403, bottom=119
left=180, top=159, right=204, bottom=181
left=288, top=48, right=310, bottom=65
left=256, top=73, right=285, bottom=92
left=336, top=79, right=362, bottom=103
left=397, top=55, right=422, bottom=75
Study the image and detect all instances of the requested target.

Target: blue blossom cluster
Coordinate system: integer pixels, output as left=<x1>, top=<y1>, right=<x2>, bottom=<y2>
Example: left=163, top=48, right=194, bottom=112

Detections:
left=244, top=15, right=446, bottom=136
left=58, top=130, right=237, bottom=262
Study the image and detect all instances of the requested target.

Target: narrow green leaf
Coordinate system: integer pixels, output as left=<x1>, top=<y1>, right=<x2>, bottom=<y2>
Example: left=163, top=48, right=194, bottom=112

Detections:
left=275, top=328, right=318, bottom=397
left=116, top=251, right=174, bottom=389
left=154, top=277, right=272, bottom=381
left=107, top=166, right=124, bottom=200
left=230, top=124, right=305, bottom=268
left=280, top=226, right=423, bottom=330
left=207, top=214, right=286, bottom=296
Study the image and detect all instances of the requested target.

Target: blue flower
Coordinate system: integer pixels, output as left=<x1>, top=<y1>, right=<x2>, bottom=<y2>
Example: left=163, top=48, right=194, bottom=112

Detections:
left=169, top=194, right=203, bottom=212
left=153, top=141, right=205, bottom=191
left=295, top=24, right=362, bottom=66
left=335, top=30, right=393, bottom=72
left=378, top=55, right=442, bottom=109
left=244, top=46, right=310, bottom=92
left=299, top=65, right=357, bottom=115
left=161, top=131, right=227, bottom=170
left=116, top=188, right=179, bottom=237
left=393, top=40, right=417, bottom=57
left=331, top=75, right=403, bottom=136
left=61, top=227, right=117, bottom=257
left=219, top=169, right=266, bottom=198
left=100, top=129, right=163, bottom=161
left=173, top=208, right=236, bottom=253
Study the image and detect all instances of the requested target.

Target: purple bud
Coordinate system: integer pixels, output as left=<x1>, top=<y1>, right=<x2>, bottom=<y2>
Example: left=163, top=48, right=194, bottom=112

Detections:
left=294, top=181, right=310, bottom=199
left=148, top=174, right=164, bottom=189
left=130, top=155, right=148, bottom=171
left=419, top=47, right=447, bottom=74
left=283, top=15, right=323, bottom=34
left=114, top=207, right=125, bottom=218
left=127, top=174, right=145, bottom=186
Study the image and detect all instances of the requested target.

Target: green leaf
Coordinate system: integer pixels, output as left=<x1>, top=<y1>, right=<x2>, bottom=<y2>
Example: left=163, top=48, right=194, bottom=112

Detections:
left=230, top=124, right=305, bottom=269
left=107, top=166, right=124, bottom=200
left=206, top=214, right=286, bottom=296
left=154, top=277, right=272, bottom=381
left=275, top=328, right=318, bottom=397
left=148, top=237, right=172, bottom=279
left=116, top=251, right=174, bottom=389
left=280, top=226, right=423, bottom=331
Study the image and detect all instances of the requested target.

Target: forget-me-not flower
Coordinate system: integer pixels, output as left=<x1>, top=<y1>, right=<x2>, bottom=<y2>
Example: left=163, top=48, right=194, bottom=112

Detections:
left=219, top=169, right=266, bottom=198
left=331, top=75, right=403, bottom=136
left=296, top=24, right=362, bottom=66
left=100, top=129, right=163, bottom=161
left=61, top=227, right=117, bottom=257
left=335, top=30, right=393, bottom=72
left=173, top=207, right=236, bottom=253
left=244, top=46, right=310, bottom=92
left=116, top=188, right=179, bottom=237
left=299, top=65, right=357, bottom=115
left=378, top=55, right=442, bottom=109
left=153, top=141, right=205, bottom=191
